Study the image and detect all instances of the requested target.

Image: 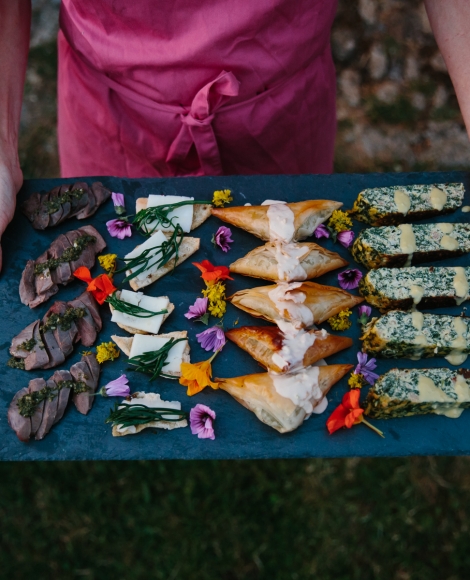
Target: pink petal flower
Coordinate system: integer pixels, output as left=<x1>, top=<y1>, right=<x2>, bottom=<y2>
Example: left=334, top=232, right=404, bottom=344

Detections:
left=111, top=192, right=126, bottom=216
left=212, top=226, right=234, bottom=252
left=337, top=230, right=355, bottom=248
left=103, top=374, right=130, bottom=397
left=106, top=218, right=132, bottom=239
left=314, top=224, right=330, bottom=239
left=185, top=297, right=208, bottom=320
left=338, top=268, right=363, bottom=290
left=190, top=404, right=216, bottom=440
left=358, top=305, right=372, bottom=317
left=196, top=326, right=226, bottom=352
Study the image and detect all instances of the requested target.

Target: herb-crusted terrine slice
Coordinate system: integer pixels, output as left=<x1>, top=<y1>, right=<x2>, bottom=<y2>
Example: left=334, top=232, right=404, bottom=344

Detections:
left=361, top=310, right=470, bottom=364
left=364, top=368, right=470, bottom=419
left=349, top=183, right=464, bottom=226
left=359, top=266, right=470, bottom=312
left=352, top=223, right=470, bottom=269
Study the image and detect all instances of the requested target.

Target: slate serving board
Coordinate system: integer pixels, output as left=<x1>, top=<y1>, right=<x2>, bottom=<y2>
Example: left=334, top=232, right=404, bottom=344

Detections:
left=1, top=171, right=470, bottom=461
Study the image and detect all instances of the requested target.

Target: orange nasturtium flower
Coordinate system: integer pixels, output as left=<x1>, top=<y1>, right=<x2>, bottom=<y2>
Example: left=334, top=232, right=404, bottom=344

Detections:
left=326, top=390, right=384, bottom=438
left=193, top=260, right=233, bottom=283
left=179, top=353, right=219, bottom=396
left=73, top=267, right=117, bottom=305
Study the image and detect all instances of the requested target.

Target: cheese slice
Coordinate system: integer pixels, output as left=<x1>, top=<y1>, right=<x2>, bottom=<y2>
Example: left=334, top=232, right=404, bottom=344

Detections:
left=110, top=290, right=170, bottom=334
left=147, top=195, right=194, bottom=233
left=129, top=334, right=188, bottom=374
left=124, top=229, right=168, bottom=282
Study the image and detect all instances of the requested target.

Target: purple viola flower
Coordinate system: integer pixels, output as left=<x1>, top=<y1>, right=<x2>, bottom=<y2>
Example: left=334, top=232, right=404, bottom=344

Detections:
left=106, top=218, right=132, bottom=239
left=111, top=192, right=126, bottom=216
left=196, top=326, right=226, bottom=352
left=358, top=305, right=371, bottom=317
left=314, top=224, right=330, bottom=239
left=337, top=230, right=355, bottom=248
left=212, top=226, right=234, bottom=252
left=190, top=404, right=216, bottom=440
left=185, top=297, right=209, bottom=322
left=101, top=374, right=130, bottom=397
left=338, top=268, right=363, bottom=290
left=355, top=352, right=380, bottom=385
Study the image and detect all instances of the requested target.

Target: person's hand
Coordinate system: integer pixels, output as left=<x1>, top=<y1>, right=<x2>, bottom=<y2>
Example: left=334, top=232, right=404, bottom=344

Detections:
left=0, top=156, right=22, bottom=272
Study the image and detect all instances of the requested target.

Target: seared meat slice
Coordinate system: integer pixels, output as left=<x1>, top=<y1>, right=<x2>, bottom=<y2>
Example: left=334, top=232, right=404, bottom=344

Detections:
left=47, top=186, right=65, bottom=227
left=29, top=378, right=47, bottom=437
left=76, top=291, right=102, bottom=331
left=41, top=326, right=66, bottom=369
left=24, top=321, right=49, bottom=371
left=70, top=358, right=98, bottom=415
left=83, top=352, right=100, bottom=386
left=35, top=378, right=59, bottom=440
left=8, top=387, right=31, bottom=441
left=10, top=321, right=37, bottom=358
left=48, top=235, right=71, bottom=286
left=67, top=297, right=97, bottom=346
left=44, top=301, right=77, bottom=357
left=76, top=185, right=97, bottom=219
left=19, top=260, right=37, bottom=307
left=68, top=182, right=90, bottom=216
left=53, top=370, right=73, bottom=424
left=33, top=190, right=52, bottom=230
left=77, top=225, right=107, bottom=254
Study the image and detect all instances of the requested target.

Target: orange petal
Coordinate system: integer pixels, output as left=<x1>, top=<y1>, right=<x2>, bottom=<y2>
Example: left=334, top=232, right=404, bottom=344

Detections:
left=344, top=408, right=364, bottom=428
left=73, top=267, right=92, bottom=283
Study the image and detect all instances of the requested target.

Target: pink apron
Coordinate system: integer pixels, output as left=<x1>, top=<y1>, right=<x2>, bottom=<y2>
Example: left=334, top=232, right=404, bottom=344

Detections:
left=58, top=0, right=337, bottom=178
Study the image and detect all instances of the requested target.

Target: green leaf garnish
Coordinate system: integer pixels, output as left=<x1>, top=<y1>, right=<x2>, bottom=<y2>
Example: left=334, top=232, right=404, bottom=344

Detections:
left=132, top=200, right=211, bottom=237
left=106, top=292, right=168, bottom=318
left=105, top=402, right=188, bottom=429
left=127, top=337, right=186, bottom=381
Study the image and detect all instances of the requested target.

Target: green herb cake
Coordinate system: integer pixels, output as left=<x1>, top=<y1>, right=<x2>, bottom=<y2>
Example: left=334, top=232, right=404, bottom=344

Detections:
left=349, top=183, right=464, bottom=226
left=364, top=368, right=470, bottom=419
left=361, top=310, right=470, bottom=364
left=352, top=223, right=470, bottom=269
left=359, top=266, right=470, bottom=312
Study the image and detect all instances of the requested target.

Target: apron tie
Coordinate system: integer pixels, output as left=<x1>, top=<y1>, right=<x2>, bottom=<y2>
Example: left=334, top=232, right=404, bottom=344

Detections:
left=166, top=70, right=240, bottom=175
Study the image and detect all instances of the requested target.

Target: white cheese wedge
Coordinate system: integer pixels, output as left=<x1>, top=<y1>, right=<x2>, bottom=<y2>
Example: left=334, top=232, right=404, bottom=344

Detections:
left=147, top=195, right=194, bottom=233
left=129, top=334, right=188, bottom=374
left=114, top=392, right=187, bottom=436
left=110, top=290, right=170, bottom=334
left=124, top=229, right=168, bottom=282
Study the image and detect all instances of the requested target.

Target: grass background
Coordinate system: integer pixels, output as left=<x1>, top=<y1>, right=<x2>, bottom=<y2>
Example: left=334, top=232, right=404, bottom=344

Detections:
left=6, top=2, right=470, bottom=578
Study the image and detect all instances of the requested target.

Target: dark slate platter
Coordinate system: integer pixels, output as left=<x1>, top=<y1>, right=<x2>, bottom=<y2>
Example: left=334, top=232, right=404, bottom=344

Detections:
left=1, top=171, right=470, bottom=461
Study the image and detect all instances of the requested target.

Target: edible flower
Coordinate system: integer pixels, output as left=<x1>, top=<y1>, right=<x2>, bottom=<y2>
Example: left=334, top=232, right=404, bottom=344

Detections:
left=314, top=224, right=330, bottom=239
left=100, top=374, right=130, bottom=397
left=327, top=309, right=352, bottom=331
left=337, top=230, right=355, bottom=248
left=98, top=253, right=117, bottom=273
left=96, top=341, right=120, bottom=364
left=196, top=326, right=226, bottom=352
left=185, top=297, right=209, bottom=324
left=111, top=192, right=126, bottom=216
left=348, top=373, right=365, bottom=389
left=106, top=218, right=132, bottom=239
left=327, top=209, right=353, bottom=233
left=193, top=260, right=233, bottom=283
left=338, top=268, right=363, bottom=290
left=73, top=266, right=117, bottom=305
left=212, top=189, right=233, bottom=207
left=355, top=352, right=379, bottom=385
left=190, top=404, right=216, bottom=440
left=212, top=226, right=234, bottom=252
left=326, top=390, right=384, bottom=437
left=357, top=305, right=372, bottom=326
left=179, top=352, right=219, bottom=396
left=202, top=281, right=226, bottom=318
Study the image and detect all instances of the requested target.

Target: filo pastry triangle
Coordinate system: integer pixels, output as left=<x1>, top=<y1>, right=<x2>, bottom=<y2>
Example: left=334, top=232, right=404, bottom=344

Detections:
left=211, top=200, right=342, bottom=242
left=229, top=241, right=348, bottom=282
left=226, top=326, right=353, bottom=373
left=217, top=364, right=353, bottom=433
left=228, top=281, right=363, bottom=328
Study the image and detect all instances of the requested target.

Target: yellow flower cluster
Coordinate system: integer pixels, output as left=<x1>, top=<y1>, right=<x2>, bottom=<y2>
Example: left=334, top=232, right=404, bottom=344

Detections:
left=98, top=253, right=117, bottom=273
left=327, top=309, right=352, bottom=331
left=328, top=210, right=353, bottom=233
left=96, top=341, right=120, bottom=364
left=348, top=373, right=365, bottom=389
left=212, top=189, right=233, bottom=207
left=202, top=281, right=227, bottom=318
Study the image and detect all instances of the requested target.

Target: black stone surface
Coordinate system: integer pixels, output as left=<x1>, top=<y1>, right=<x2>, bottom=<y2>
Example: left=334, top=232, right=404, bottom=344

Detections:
left=1, top=171, right=469, bottom=460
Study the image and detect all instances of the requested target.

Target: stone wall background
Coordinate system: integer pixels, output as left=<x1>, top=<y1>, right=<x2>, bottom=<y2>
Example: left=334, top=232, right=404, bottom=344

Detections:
left=21, top=0, right=470, bottom=178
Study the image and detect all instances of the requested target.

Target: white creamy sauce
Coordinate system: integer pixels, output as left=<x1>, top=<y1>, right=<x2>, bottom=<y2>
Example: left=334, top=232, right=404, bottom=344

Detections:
left=398, top=224, right=416, bottom=266
left=417, top=374, right=452, bottom=403
left=394, top=189, right=411, bottom=214
left=271, top=365, right=321, bottom=415
left=454, top=374, right=470, bottom=401
left=147, top=195, right=194, bottom=233
left=429, top=187, right=447, bottom=211
left=453, top=267, right=469, bottom=306
left=274, top=242, right=309, bottom=282
left=409, top=284, right=424, bottom=305
left=261, top=200, right=286, bottom=205
left=311, top=395, right=328, bottom=414
left=440, top=235, right=459, bottom=251
left=268, top=282, right=314, bottom=329
left=438, top=223, right=454, bottom=234
left=271, top=328, right=316, bottom=372
left=445, top=317, right=468, bottom=365
left=462, top=206, right=470, bottom=213
left=411, top=311, right=424, bottom=331
left=266, top=203, right=296, bottom=243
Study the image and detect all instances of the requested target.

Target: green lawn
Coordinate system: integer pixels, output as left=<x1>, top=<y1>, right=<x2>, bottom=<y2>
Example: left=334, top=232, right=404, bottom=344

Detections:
left=1, top=457, right=469, bottom=579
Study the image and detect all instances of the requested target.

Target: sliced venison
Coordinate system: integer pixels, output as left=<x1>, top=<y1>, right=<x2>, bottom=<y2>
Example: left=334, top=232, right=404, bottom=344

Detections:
left=29, top=378, right=47, bottom=437
left=8, top=387, right=31, bottom=442
left=67, top=297, right=97, bottom=346
left=76, top=291, right=102, bottom=331
left=35, top=378, right=60, bottom=440
left=45, top=301, right=77, bottom=357
left=10, top=321, right=37, bottom=358
left=53, top=370, right=73, bottom=425
left=24, top=321, right=50, bottom=371
left=71, top=356, right=100, bottom=415
left=19, top=261, right=37, bottom=307
left=41, top=328, right=66, bottom=369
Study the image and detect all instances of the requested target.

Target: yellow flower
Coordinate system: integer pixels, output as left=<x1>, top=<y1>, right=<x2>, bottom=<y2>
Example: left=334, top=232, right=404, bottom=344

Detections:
left=348, top=373, right=365, bottom=389
left=179, top=353, right=219, bottom=396
left=328, top=210, right=353, bottom=233
left=96, top=341, right=120, bottom=364
left=327, top=309, right=352, bottom=331
left=212, top=189, right=233, bottom=207
left=202, top=281, right=227, bottom=318
left=98, top=253, right=117, bottom=273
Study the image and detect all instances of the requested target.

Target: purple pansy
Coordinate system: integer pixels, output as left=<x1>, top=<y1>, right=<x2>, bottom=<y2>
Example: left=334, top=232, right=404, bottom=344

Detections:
left=190, top=404, right=216, bottom=440
left=101, top=374, right=130, bottom=397
left=185, top=297, right=209, bottom=320
left=337, top=230, right=355, bottom=248
left=106, top=218, right=132, bottom=239
left=212, top=226, right=234, bottom=252
left=358, top=305, right=372, bottom=317
left=338, top=268, right=363, bottom=290
left=314, top=224, right=330, bottom=239
left=111, top=192, right=126, bottom=216
left=196, top=326, right=226, bottom=352
left=355, top=352, right=380, bottom=385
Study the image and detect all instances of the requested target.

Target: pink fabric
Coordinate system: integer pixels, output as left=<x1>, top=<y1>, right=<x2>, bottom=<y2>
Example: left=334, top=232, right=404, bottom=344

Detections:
left=58, top=0, right=337, bottom=178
